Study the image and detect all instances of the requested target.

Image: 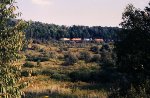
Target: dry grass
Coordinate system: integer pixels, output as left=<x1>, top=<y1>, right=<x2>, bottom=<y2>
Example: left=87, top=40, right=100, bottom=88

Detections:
left=21, top=42, right=108, bottom=98
left=22, top=76, right=108, bottom=98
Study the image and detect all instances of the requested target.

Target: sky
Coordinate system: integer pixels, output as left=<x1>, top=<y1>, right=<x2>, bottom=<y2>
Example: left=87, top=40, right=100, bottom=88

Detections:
left=16, top=0, right=150, bottom=27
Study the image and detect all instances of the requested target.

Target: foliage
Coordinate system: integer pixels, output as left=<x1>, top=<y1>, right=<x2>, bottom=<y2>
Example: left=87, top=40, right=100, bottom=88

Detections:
left=21, top=70, right=31, bottom=77
left=51, top=73, right=70, bottom=81
left=69, top=68, right=100, bottom=82
left=116, top=3, right=150, bottom=79
left=23, top=21, right=120, bottom=41
left=79, top=51, right=92, bottom=63
left=64, top=53, right=78, bottom=65
left=0, top=0, right=27, bottom=97
left=23, top=62, right=35, bottom=68
left=100, top=50, right=115, bottom=66
left=90, top=46, right=99, bottom=53
left=31, top=44, right=41, bottom=51
left=115, top=3, right=150, bottom=96
left=91, top=54, right=101, bottom=63
left=100, top=43, right=111, bottom=52
left=41, top=69, right=56, bottom=76
left=26, top=56, right=49, bottom=62
left=110, top=79, right=150, bottom=98
left=98, top=43, right=116, bottom=67
left=42, top=51, right=57, bottom=59
left=37, top=60, right=41, bottom=67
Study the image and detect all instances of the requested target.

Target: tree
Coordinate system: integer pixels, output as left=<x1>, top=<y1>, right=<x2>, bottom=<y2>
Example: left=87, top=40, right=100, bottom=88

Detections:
left=116, top=4, right=150, bottom=75
left=115, top=3, right=150, bottom=96
left=0, top=0, right=27, bottom=98
left=24, top=21, right=120, bottom=41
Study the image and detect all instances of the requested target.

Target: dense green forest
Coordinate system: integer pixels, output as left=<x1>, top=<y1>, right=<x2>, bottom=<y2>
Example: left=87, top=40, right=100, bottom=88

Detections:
left=24, top=21, right=120, bottom=41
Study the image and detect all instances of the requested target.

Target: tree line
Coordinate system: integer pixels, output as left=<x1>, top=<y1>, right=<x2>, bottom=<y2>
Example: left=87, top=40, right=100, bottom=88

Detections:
left=24, top=21, right=120, bottom=41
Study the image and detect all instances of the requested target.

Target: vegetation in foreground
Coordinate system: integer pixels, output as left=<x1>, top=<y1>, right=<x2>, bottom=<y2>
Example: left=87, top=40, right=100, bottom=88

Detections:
left=0, top=0, right=27, bottom=98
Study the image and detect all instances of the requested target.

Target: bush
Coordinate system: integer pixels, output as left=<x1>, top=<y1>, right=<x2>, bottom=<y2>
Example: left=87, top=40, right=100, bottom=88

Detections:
left=100, top=50, right=115, bottom=66
left=23, top=62, right=35, bottom=68
left=79, top=51, right=92, bottom=63
left=51, top=73, right=70, bottom=81
left=37, top=60, right=41, bottom=67
left=21, top=70, right=31, bottom=77
left=39, top=48, right=46, bottom=52
left=41, top=69, right=70, bottom=81
left=64, top=53, right=78, bottom=65
left=69, top=68, right=98, bottom=82
left=109, top=80, right=150, bottom=98
left=58, top=47, right=69, bottom=53
left=69, top=70, right=91, bottom=82
left=90, top=46, right=99, bottom=53
left=31, top=44, right=40, bottom=51
left=61, top=47, right=69, bottom=51
left=91, top=54, right=101, bottom=63
left=43, top=51, right=57, bottom=59
left=100, top=43, right=110, bottom=52
left=41, top=69, right=56, bottom=76
left=32, top=39, right=42, bottom=44
left=57, top=55, right=64, bottom=60
left=27, top=56, right=49, bottom=62
left=31, top=70, right=41, bottom=76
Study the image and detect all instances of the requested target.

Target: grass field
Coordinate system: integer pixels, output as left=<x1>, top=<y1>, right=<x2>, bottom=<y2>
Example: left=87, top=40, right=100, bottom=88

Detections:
left=21, top=41, right=114, bottom=98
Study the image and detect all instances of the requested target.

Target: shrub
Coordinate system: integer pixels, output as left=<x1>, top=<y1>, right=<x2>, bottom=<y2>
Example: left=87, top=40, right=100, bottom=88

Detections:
left=31, top=44, right=40, bottom=51
left=51, top=73, right=70, bottom=81
left=69, top=68, right=97, bottom=82
left=57, top=55, right=64, bottom=60
left=41, top=69, right=56, bottom=76
left=41, top=69, right=70, bottom=81
left=100, top=43, right=111, bottom=52
left=79, top=51, right=92, bottom=63
left=62, top=47, right=69, bottom=51
left=32, top=39, right=42, bottom=44
left=58, top=47, right=69, bottom=53
left=90, top=46, right=99, bottom=53
left=27, top=56, right=49, bottom=62
left=43, top=51, right=57, bottom=59
left=22, top=40, right=28, bottom=51
left=39, top=48, right=46, bottom=52
left=21, top=70, right=31, bottom=77
left=23, top=62, right=35, bottom=68
left=109, top=80, right=150, bottom=98
left=64, top=53, right=78, bottom=65
left=37, top=60, right=41, bottom=67
left=91, top=54, right=101, bottom=63
left=100, top=50, right=115, bottom=66
left=31, top=70, right=42, bottom=76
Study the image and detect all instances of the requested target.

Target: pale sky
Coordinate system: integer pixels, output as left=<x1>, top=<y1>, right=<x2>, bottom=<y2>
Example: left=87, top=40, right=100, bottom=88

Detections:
left=16, top=0, right=149, bottom=26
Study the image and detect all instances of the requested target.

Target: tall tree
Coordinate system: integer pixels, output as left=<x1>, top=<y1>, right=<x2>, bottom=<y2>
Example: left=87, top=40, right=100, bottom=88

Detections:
left=115, top=3, right=150, bottom=96
left=0, top=0, right=27, bottom=98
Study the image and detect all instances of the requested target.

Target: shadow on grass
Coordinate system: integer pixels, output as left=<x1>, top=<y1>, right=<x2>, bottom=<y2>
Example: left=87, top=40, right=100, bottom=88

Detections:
left=78, top=83, right=113, bottom=91
left=23, top=92, right=77, bottom=98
